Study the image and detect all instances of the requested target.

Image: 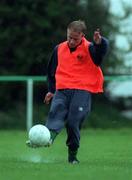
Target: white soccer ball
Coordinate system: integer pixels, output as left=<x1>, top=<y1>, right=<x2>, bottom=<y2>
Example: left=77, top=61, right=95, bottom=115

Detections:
left=28, top=124, right=51, bottom=146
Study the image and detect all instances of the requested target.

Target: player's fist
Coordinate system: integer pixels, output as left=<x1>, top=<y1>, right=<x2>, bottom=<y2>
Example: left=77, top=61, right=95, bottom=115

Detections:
left=44, top=92, right=54, bottom=104
left=94, top=28, right=102, bottom=44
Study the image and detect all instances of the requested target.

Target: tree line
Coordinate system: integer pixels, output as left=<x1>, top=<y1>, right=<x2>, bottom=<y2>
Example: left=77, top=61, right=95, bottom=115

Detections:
left=0, top=0, right=124, bottom=107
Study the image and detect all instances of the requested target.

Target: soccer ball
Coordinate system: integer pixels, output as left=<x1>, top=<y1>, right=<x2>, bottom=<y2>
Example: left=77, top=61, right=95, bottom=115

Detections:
left=28, top=124, right=51, bottom=146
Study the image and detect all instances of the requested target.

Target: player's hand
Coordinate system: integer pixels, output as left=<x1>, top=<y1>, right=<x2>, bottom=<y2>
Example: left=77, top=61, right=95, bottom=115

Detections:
left=93, top=28, right=102, bottom=44
left=44, top=92, right=54, bottom=104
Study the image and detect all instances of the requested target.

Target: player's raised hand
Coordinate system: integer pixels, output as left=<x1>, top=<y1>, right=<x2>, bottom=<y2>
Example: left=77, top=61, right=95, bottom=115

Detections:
left=44, top=92, right=54, bottom=104
left=93, top=28, right=102, bottom=44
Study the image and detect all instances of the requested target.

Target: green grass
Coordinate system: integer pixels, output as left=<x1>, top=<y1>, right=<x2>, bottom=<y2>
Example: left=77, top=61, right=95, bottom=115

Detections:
left=0, top=129, right=132, bottom=180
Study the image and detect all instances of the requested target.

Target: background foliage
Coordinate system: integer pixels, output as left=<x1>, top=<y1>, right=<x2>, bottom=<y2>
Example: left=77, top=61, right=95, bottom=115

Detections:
left=0, top=0, right=115, bottom=104
left=0, top=0, right=118, bottom=76
left=0, top=0, right=131, bottom=128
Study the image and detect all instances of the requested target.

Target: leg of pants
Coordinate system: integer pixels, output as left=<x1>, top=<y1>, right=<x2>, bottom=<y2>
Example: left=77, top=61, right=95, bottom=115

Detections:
left=66, top=90, right=91, bottom=151
left=46, top=90, right=68, bottom=133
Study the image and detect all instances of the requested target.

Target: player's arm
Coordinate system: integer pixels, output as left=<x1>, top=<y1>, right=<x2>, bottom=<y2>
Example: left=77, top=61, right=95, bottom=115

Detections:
left=44, top=46, right=58, bottom=104
left=89, top=29, right=109, bottom=66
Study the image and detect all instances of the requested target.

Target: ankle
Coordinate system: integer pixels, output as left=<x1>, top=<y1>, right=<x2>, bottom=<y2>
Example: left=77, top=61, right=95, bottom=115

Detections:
left=68, top=148, right=79, bottom=163
left=50, top=130, right=58, bottom=143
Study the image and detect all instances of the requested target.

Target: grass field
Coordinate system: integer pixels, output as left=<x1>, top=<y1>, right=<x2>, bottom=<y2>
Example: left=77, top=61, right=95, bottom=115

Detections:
left=0, top=128, right=132, bottom=180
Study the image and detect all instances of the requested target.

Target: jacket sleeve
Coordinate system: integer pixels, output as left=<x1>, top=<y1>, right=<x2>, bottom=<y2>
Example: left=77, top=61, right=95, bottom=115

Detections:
left=47, top=46, right=58, bottom=93
left=89, top=37, right=109, bottom=66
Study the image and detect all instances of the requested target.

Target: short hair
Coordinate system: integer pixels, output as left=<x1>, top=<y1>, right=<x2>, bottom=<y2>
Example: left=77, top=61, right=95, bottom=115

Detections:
left=67, top=20, right=87, bottom=34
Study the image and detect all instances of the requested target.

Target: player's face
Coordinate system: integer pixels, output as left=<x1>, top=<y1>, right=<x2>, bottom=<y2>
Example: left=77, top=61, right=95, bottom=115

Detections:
left=67, top=29, right=84, bottom=48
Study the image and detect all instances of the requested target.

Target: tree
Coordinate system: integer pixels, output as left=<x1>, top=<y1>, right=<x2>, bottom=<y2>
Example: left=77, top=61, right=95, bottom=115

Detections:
left=0, top=0, right=83, bottom=75
left=0, top=0, right=123, bottom=106
left=111, top=1, right=132, bottom=74
left=78, top=0, right=123, bottom=74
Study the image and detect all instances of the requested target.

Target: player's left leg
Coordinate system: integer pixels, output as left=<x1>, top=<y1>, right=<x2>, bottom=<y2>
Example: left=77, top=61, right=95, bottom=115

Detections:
left=66, top=90, right=91, bottom=164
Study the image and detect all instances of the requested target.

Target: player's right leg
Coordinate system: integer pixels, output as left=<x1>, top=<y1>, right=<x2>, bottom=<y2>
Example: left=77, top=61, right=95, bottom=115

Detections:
left=26, top=90, right=68, bottom=148
left=46, top=90, right=68, bottom=143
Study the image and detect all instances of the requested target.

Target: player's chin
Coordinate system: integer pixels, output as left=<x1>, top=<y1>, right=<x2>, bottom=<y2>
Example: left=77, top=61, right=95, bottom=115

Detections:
left=68, top=43, right=74, bottom=48
left=69, top=44, right=76, bottom=48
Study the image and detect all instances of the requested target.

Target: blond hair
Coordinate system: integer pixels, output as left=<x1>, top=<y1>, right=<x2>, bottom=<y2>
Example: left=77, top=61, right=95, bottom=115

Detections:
left=67, top=20, right=87, bottom=34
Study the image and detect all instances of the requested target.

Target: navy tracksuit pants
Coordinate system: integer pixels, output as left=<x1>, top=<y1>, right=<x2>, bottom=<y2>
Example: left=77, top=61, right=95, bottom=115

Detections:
left=46, top=89, right=91, bottom=151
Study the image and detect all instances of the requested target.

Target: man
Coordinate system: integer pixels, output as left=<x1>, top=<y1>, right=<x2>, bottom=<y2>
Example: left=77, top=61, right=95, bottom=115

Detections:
left=27, top=20, right=108, bottom=164
left=44, top=20, right=108, bottom=164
